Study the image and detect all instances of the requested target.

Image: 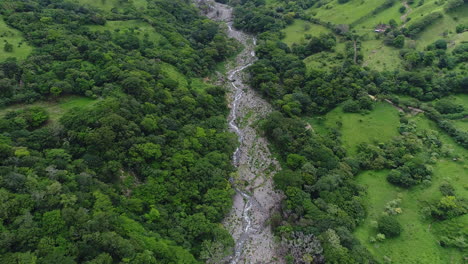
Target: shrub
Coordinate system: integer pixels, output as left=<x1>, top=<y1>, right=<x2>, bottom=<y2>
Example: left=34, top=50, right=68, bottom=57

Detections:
left=378, top=215, right=402, bottom=237
left=3, top=42, right=13, bottom=52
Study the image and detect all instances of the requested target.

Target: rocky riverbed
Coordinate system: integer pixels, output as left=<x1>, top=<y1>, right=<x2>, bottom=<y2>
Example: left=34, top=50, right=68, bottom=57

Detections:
left=195, top=1, right=284, bottom=263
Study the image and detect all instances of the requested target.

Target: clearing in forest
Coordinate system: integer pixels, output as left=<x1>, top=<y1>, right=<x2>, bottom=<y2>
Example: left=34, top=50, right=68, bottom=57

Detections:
left=0, top=17, right=32, bottom=62
left=282, top=20, right=330, bottom=46
left=75, top=0, right=147, bottom=11
left=0, top=96, right=97, bottom=123
left=309, top=102, right=400, bottom=155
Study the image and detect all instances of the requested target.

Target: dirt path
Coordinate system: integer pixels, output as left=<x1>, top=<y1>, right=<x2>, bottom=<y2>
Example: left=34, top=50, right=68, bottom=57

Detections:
left=400, top=1, right=412, bottom=27
left=195, top=1, right=284, bottom=263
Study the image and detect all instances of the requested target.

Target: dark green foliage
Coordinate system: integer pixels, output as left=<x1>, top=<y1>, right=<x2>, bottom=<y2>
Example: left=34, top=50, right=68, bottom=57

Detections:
left=455, top=24, right=466, bottom=33
left=378, top=215, right=402, bottom=237
left=3, top=42, right=13, bottom=52
left=261, top=112, right=370, bottom=262
left=292, top=33, right=336, bottom=58
left=431, top=196, right=467, bottom=220
left=434, top=99, right=464, bottom=114
left=392, top=35, right=405, bottom=48
left=433, top=39, right=448, bottom=50
left=453, top=43, right=468, bottom=62
left=0, top=0, right=238, bottom=263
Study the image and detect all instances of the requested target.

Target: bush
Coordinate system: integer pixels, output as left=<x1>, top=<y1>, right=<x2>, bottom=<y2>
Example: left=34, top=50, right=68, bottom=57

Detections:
left=342, top=100, right=361, bottom=113
left=434, top=99, right=464, bottom=114
left=378, top=215, right=402, bottom=237
left=434, top=39, right=447, bottom=50
left=393, top=35, right=405, bottom=48
left=456, top=24, right=466, bottom=34
left=3, top=42, right=13, bottom=52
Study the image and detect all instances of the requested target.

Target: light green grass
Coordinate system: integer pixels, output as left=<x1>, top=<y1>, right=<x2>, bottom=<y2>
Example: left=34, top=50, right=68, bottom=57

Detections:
left=354, top=113, right=467, bottom=263
left=133, top=0, right=147, bottom=9
left=411, top=4, right=468, bottom=49
left=361, top=39, right=402, bottom=71
left=0, top=96, right=97, bottom=123
left=76, top=0, right=119, bottom=11
left=354, top=165, right=466, bottom=263
left=452, top=94, right=468, bottom=107
left=307, top=0, right=385, bottom=25
left=77, top=0, right=147, bottom=10
left=0, top=17, right=32, bottom=62
left=309, top=102, right=400, bottom=155
left=161, top=63, right=188, bottom=89
left=353, top=3, right=402, bottom=30
left=88, top=20, right=163, bottom=44
left=281, top=20, right=331, bottom=46
left=452, top=119, right=468, bottom=131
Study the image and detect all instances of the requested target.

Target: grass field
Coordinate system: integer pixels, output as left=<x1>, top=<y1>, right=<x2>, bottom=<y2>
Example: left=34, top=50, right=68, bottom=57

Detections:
left=282, top=20, right=331, bottom=46
left=353, top=3, right=402, bottom=30
left=0, top=96, right=97, bottom=123
left=0, top=17, right=32, bottom=62
left=361, top=39, right=402, bottom=71
left=411, top=4, right=468, bottom=49
left=306, top=0, right=384, bottom=25
left=309, top=102, right=400, bottom=155
left=76, top=0, right=147, bottom=11
left=160, top=62, right=189, bottom=89
left=76, top=0, right=119, bottom=11
left=88, top=20, right=163, bottom=44
left=354, top=113, right=467, bottom=264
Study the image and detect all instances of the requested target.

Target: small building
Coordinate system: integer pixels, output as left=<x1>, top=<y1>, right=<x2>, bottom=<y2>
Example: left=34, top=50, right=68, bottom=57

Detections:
left=374, top=24, right=390, bottom=33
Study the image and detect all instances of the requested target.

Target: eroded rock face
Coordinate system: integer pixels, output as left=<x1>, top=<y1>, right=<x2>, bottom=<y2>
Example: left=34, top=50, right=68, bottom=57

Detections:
left=195, top=1, right=284, bottom=263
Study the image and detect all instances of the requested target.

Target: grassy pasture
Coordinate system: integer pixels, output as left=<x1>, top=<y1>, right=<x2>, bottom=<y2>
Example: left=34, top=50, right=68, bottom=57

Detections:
left=0, top=17, right=32, bottom=62
left=307, top=0, right=385, bottom=25
left=354, top=113, right=467, bottom=264
left=411, top=4, right=468, bottom=49
left=281, top=20, right=331, bottom=46
left=309, top=102, right=400, bottom=155
left=361, top=39, right=402, bottom=71
left=88, top=20, right=163, bottom=44
left=76, top=0, right=119, bottom=11
left=0, top=96, right=97, bottom=123
left=76, top=0, right=147, bottom=11
left=352, top=3, right=402, bottom=30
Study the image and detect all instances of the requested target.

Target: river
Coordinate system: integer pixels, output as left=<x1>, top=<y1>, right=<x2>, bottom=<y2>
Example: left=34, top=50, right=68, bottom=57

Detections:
left=195, top=1, right=284, bottom=263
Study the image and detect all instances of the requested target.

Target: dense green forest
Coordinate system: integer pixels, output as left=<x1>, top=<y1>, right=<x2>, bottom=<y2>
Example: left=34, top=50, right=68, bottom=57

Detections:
left=0, top=0, right=240, bottom=263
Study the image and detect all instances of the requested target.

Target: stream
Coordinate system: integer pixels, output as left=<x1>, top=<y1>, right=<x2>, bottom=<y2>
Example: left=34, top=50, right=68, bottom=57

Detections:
left=196, top=1, right=284, bottom=263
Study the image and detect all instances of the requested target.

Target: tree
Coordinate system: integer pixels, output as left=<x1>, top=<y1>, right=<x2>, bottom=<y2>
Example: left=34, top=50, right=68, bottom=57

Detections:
left=4, top=42, right=13, bottom=52
left=434, top=39, right=447, bottom=50
left=378, top=215, right=401, bottom=237
left=393, top=35, right=405, bottom=48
